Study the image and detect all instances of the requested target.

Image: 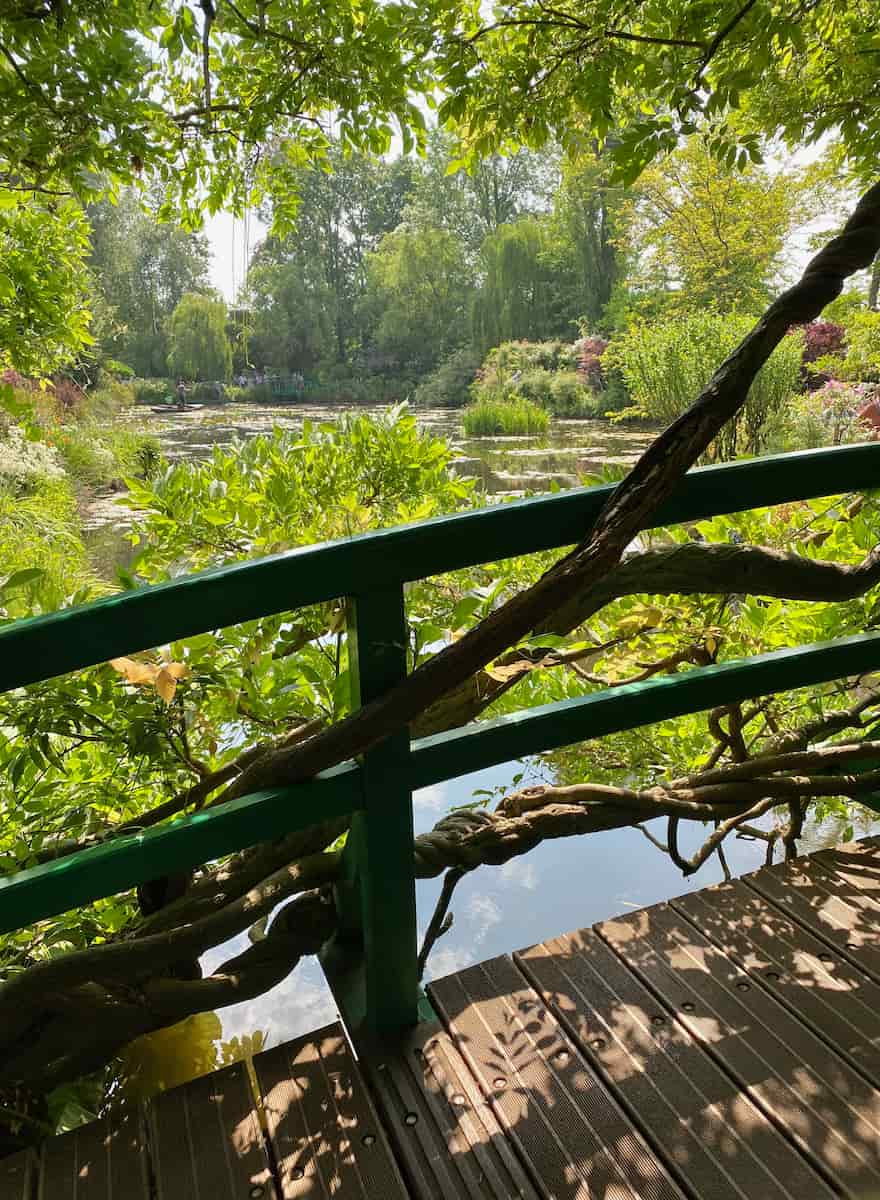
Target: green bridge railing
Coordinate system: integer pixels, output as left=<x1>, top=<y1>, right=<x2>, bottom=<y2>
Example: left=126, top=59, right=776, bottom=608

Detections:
left=1, top=443, right=880, bottom=1036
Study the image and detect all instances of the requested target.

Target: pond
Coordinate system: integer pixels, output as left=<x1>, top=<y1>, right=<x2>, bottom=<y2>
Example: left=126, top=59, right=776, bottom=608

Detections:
left=93, top=402, right=880, bottom=1099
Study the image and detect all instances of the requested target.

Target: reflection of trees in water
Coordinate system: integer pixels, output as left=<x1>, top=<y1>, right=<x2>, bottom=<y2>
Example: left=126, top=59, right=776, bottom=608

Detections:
left=115, top=1013, right=268, bottom=1109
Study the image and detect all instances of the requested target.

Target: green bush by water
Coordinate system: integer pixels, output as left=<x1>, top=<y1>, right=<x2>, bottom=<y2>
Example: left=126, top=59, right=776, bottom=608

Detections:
left=608, top=312, right=802, bottom=460
left=462, top=397, right=550, bottom=436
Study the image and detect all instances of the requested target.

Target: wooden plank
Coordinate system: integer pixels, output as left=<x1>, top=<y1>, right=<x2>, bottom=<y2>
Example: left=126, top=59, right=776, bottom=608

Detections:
left=517, top=929, right=834, bottom=1200
left=598, top=900, right=880, bottom=1197
left=253, top=1023, right=408, bottom=1200
left=0, top=1150, right=35, bottom=1200
left=149, top=1062, right=273, bottom=1200
left=361, top=1020, right=539, bottom=1200
left=37, top=1112, right=149, bottom=1199
left=429, top=955, right=687, bottom=1200
left=671, top=876, right=880, bottom=1083
left=746, top=842, right=880, bottom=984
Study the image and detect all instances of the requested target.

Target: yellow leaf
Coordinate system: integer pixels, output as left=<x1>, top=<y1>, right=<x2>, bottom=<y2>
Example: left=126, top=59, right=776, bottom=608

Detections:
left=110, top=657, right=159, bottom=687
left=162, top=662, right=189, bottom=680
left=155, top=668, right=179, bottom=704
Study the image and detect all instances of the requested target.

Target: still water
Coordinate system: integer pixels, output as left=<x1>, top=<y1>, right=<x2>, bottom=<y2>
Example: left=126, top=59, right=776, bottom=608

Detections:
left=95, top=402, right=878, bottom=1093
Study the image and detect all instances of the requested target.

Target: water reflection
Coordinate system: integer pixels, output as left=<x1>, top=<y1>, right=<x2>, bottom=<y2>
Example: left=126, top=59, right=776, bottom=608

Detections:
left=124, top=758, right=877, bottom=1110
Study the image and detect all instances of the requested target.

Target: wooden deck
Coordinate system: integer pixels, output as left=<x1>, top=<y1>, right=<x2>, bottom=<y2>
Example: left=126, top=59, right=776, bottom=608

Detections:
left=7, top=836, right=880, bottom=1198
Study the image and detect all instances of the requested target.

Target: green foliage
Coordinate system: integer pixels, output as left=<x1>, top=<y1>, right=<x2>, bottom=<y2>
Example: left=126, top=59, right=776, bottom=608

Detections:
left=473, top=220, right=572, bottom=351
left=517, top=370, right=600, bottom=418
left=167, top=294, right=232, bottom=382
left=0, top=477, right=96, bottom=619
left=86, top=192, right=210, bottom=378
left=0, top=3, right=433, bottom=223
left=472, top=341, right=607, bottom=417
left=132, top=378, right=173, bottom=406
left=436, top=0, right=880, bottom=187
left=126, top=406, right=473, bottom=572
left=0, top=192, right=93, bottom=375
left=822, top=311, right=880, bottom=382
left=609, top=313, right=803, bottom=460
left=624, top=139, right=829, bottom=314
left=480, top=341, right=580, bottom=378
left=362, top=226, right=473, bottom=373
left=772, top=382, right=875, bottom=452
left=462, top=397, right=550, bottom=436
left=413, top=347, right=483, bottom=408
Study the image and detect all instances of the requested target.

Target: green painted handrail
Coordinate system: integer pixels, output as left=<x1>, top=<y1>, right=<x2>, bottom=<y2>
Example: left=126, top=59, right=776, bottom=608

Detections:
left=1, top=443, right=877, bottom=691
left=1, top=442, right=880, bottom=1035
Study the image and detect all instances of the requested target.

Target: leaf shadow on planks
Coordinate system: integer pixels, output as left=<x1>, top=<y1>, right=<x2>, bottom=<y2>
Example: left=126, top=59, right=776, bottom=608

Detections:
left=427, top=837, right=880, bottom=1200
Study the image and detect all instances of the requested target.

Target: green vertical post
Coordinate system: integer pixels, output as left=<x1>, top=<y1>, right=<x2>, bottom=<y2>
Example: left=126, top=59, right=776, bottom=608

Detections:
left=330, top=586, right=419, bottom=1033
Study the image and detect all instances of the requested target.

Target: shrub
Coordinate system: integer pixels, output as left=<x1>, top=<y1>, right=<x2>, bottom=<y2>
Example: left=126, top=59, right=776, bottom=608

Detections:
left=0, top=425, right=66, bottom=495
left=132, top=378, right=173, bottom=406
left=772, top=380, right=875, bottom=451
left=478, top=341, right=579, bottom=390
left=511, top=368, right=600, bottom=417
left=413, top=347, right=482, bottom=408
left=576, top=336, right=610, bottom=389
left=800, top=320, right=845, bottom=364
left=833, top=311, right=880, bottom=382
left=608, top=313, right=802, bottom=461
left=462, top=397, right=550, bottom=436
left=188, top=381, right=228, bottom=404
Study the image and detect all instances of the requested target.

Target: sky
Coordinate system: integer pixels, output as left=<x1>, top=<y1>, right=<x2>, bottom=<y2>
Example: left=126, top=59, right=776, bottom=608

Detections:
left=205, top=210, right=266, bottom=302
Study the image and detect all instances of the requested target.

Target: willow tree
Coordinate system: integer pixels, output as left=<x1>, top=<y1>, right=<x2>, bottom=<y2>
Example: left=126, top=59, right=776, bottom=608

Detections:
left=472, top=219, right=565, bottom=349
left=1, top=0, right=880, bottom=1146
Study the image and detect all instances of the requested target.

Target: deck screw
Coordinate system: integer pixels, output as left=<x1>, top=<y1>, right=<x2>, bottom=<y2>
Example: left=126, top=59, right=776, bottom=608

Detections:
left=493, top=1077, right=507, bottom=1090
left=766, top=971, right=781, bottom=982
left=651, top=1015, right=665, bottom=1026
left=736, top=982, right=750, bottom=992
left=818, top=952, right=834, bottom=962
left=591, top=1038, right=606, bottom=1050
left=362, top=1134, right=376, bottom=1147
left=554, top=1049, right=569, bottom=1065
left=451, top=1093, right=466, bottom=1107
left=249, top=1187, right=265, bottom=1199
left=291, top=1169, right=304, bottom=1181
left=404, top=1112, right=419, bottom=1126
left=681, top=1002, right=695, bottom=1013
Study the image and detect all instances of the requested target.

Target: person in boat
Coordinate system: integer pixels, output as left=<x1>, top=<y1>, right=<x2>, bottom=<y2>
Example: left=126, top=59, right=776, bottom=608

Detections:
left=175, top=378, right=188, bottom=408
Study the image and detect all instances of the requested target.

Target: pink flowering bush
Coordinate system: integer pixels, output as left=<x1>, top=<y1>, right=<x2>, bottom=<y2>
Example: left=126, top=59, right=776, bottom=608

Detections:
left=576, top=336, right=610, bottom=391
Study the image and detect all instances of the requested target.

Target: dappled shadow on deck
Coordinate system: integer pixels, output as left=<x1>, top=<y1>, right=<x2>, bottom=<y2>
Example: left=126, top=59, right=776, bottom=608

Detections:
left=9, top=838, right=880, bottom=1198
left=418, top=836, right=880, bottom=1199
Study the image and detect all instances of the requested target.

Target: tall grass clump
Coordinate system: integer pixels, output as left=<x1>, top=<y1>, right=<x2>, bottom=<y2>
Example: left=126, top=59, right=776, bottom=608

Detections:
left=608, top=312, right=802, bottom=460
left=463, top=397, right=550, bottom=436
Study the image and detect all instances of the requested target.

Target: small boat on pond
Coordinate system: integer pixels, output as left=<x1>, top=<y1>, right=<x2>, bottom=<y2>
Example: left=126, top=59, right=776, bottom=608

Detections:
left=150, top=405, right=205, bottom=414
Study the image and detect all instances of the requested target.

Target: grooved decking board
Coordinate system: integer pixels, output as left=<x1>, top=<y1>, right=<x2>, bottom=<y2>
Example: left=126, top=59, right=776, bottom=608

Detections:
left=0, top=1150, right=35, bottom=1200
left=746, top=840, right=880, bottom=983
left=516, top=930, right=834, bottom=1200
left=252, top=1022, right=408, bottom=1199
left=598, top=900, right=880, bottom=1197
left=429, top=955, right=687, bottom=1200
left=148, top=1061, right=272, bottom=1199
left=37, top=1112, right=149, bottom=1199
left=671, top=876, right=880, bottom=1083
left=361, top=1020, right=539, bottom=1200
